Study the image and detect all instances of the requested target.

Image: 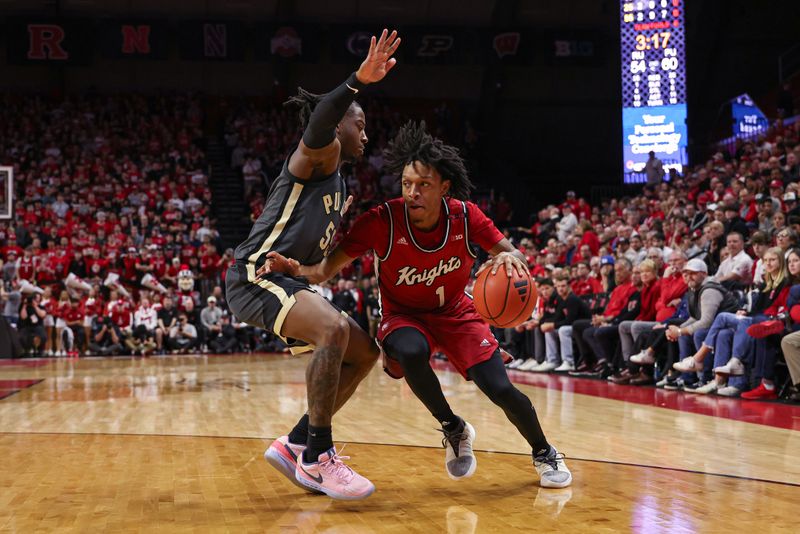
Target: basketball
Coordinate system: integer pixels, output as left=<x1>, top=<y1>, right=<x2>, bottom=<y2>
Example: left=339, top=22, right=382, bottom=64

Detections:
left=472, top=268, right=537, bottom=328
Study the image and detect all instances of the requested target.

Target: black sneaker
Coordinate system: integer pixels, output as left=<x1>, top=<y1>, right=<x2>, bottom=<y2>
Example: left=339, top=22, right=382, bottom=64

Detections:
left=663, top=377, right=685, bottom=391
left=682, top=380, right=703, bottom=392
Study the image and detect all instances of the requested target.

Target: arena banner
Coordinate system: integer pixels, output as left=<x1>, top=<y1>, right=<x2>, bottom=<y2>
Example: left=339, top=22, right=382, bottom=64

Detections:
left=480, top=29, right=535, bottom=64
left=252, top=24, right=321, bottom=62
left=6, top=19, right=94, bottom=65
left=177, top=21, right=246, bottom=61
left=400, top=28, right=476, bottom=64
left=98, top=21, right=169, bottom=59
left=544, top=30, right=605, bottom=66
left=329, top=25, right=389, bottom=64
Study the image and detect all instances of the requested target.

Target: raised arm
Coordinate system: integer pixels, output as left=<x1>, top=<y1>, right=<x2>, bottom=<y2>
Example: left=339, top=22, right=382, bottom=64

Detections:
left=288, top=29, right=400, bottom=179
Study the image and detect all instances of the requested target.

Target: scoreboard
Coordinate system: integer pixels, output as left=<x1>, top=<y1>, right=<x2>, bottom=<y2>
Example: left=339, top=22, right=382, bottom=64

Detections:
left=620, top=0, right=688, bottom=183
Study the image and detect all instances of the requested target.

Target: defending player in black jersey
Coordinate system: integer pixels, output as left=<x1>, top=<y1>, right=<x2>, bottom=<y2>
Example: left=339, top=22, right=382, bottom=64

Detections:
left=226, top=29, right=400, bottom=500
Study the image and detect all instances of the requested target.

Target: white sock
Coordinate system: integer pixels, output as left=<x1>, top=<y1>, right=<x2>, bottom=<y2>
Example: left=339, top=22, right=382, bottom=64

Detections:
left=763, top=381, right=775, bottom=391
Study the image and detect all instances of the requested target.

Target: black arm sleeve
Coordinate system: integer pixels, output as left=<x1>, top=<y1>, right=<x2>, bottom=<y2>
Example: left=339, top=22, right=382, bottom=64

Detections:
left=302, top=72, right=367, bottom=149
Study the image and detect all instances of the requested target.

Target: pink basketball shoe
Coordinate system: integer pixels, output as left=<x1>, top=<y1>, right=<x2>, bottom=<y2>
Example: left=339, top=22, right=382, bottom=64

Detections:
left=264, top=436, right=321, bottom=493
left=294, top=447, right=375, bottom=500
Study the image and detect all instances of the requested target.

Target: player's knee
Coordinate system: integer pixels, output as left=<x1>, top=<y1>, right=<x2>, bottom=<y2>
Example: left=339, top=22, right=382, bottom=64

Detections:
left=317, top=314, right=349, bottom=348
left=383, top=330, right=429, bottom=368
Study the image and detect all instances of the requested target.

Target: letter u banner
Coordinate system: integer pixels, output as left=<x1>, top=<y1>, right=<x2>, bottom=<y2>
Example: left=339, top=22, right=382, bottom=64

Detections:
left=6, top=19, right=93, bottom=65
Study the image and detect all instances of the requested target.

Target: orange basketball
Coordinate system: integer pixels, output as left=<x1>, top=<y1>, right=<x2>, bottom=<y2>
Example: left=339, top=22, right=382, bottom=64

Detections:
left=472, top=268, right=537, bottom=328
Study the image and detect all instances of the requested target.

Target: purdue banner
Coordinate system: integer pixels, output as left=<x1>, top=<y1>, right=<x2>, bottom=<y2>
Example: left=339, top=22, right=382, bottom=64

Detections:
left=402, top=28, right=475, bottom=64
left=98, top=21, right=169, bottom=59
left=6, top=19, right=93, bottom=65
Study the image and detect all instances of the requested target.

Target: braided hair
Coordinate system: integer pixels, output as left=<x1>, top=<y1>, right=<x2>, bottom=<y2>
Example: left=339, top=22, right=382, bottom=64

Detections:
left=283, top=87, right=323, bottom=129
left=383, top=120, right=473, bottom=200
left=283, top=87, right=361, bottom=129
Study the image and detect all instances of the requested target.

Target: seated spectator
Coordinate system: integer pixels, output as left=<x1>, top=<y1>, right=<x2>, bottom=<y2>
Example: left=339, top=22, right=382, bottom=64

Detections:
left=515, top=278, right=559, bottom=371
left=17, top=293, right=47, bottom=356
left=741, top=248, right=800, bottom=399
left=208, top=313, right=239, bottom=354
left=62, top=299, right=85, bottom=357
left=130, top=297, right=158, bottom=356
left=156, top=296, right=178, bottom=353
left=676, top=247, right=791, bottom=396
left=571, top=258, right=639, bottom=377
left=538, top=273, right=591, bottom=372
left=168, top=313, right=199, bottom=353
left=88, top=316, right=124, bottom=357
left=614, top=259, right=661, bottom=380
left=713, top=232, right=752, bottom=290
left=200, top=295, right=223, bottom=349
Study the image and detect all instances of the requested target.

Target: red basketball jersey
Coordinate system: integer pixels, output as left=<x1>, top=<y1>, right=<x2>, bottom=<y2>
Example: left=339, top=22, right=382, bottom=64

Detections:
left=340, top=198, right=503, bottom=315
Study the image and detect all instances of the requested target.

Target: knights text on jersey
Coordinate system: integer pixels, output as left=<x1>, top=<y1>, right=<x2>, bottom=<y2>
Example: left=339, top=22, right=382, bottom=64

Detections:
left=234, top=157, right=347, bottom=271
left=340, top=198, right=504, bottom=314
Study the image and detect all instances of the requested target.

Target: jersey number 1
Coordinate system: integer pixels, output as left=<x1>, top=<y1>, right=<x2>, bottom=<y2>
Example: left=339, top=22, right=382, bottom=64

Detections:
left=436, top=286, right=445, bottom=307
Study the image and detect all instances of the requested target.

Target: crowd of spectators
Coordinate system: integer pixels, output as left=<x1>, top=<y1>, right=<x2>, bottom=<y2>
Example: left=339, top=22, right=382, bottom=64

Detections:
left=502, top=118, right=800, bottom=403
left=0, top=94, right=273, bottom=357
left=2, top=90, right=800, bottom=404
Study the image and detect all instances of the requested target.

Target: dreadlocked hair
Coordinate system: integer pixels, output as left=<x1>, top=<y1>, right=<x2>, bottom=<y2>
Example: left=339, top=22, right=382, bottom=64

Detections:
left=283, top=87, right=324, bottom=129
left=383, top=120, right=474, bottom=200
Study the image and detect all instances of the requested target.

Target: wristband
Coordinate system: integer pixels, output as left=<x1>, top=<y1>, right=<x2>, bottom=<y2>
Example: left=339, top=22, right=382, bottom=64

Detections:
left=346, top=72, right=368, bottom=93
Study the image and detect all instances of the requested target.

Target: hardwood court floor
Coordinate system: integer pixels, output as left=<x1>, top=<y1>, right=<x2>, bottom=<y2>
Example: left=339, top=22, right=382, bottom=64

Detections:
left=0, top=354, right=798, bottom=533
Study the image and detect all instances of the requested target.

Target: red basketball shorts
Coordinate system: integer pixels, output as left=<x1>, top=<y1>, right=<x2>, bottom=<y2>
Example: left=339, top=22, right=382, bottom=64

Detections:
left=377, top=297, right=499, bottom=380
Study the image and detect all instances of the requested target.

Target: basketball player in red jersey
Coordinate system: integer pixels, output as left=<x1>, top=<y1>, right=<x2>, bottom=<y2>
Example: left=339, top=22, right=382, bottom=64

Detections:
left=262, top=121, right=571, bottom=488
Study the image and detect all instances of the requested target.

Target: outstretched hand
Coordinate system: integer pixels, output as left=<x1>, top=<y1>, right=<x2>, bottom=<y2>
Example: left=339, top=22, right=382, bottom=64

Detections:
left=355, top=29, right=401, bottom=84
left=476, top=251, right=529, bottom=278
left=256, top=251, right=301, bottom=279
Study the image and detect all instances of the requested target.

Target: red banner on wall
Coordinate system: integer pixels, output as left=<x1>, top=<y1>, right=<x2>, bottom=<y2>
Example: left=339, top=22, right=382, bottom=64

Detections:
left=6, top=19, right=93, bottom=64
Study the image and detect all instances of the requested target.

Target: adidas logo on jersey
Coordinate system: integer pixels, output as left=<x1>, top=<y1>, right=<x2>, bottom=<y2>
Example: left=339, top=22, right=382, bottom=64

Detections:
left=480, top=339, right=491, bottom=347
left=396, top=237, right=408, bottom=245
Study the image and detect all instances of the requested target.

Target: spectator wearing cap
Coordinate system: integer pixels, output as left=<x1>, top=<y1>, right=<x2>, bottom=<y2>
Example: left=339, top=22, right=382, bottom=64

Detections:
left=598, top=255, right=616, bottom=293
left=676, top=247, right=792, bottom=397
left=783, top=191, right=798, bottom=215
left=660, top=259, right=740, bottom=390
left=200, top=295, right=223, bottom=350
